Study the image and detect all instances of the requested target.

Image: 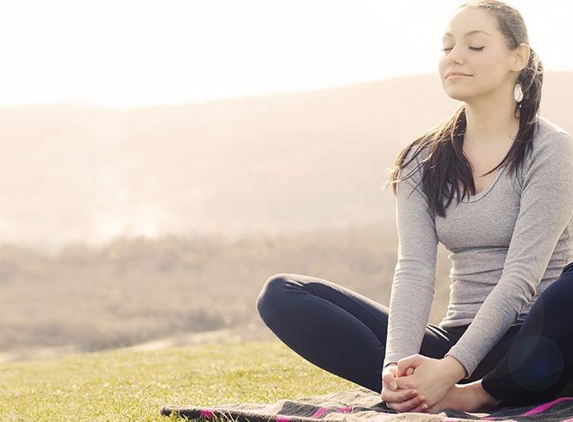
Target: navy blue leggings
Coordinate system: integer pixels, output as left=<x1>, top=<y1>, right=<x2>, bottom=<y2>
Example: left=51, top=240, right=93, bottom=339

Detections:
left=256, top=261, right=573, bottom=408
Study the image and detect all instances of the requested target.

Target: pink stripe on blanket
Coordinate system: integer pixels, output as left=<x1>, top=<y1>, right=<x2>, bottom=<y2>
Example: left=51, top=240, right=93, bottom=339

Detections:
left=200, top=409, right=215, bottom=418
left=479, top=418, right=516, bottom=422
left=310, top=407, right=329, bottom=418
left=276, top=416, right=291, bottom=422
left=311, top=405, right=354, bottom=417
left=519, top=397, right=573, bottom=416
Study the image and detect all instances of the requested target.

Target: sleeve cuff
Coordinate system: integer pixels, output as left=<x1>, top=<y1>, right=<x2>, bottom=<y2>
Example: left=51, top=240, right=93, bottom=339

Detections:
left=444, top=351, right=472, bottom=379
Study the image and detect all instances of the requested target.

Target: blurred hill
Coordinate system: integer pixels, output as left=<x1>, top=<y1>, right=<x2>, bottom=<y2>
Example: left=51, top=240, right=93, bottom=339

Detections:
left=1, top=72, right=571, bottom=251
left=0, top=223, right=453, bottom=363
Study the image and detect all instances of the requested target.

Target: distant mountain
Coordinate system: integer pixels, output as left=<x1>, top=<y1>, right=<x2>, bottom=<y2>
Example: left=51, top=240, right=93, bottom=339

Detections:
left=0, top=72, right=571, bottom=250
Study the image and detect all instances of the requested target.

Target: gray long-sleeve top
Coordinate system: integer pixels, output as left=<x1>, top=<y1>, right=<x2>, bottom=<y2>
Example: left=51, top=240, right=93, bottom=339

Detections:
left=383, top=117, right=573, bottom=379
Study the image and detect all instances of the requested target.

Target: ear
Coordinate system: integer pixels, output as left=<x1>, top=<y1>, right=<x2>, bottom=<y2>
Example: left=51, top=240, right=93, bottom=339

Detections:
left=511, top=42, right=530, bottom=72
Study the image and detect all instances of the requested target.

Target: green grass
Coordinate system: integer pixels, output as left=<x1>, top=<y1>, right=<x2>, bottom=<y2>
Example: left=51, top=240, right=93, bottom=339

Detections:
left=0, top=340, right=358, bottom=421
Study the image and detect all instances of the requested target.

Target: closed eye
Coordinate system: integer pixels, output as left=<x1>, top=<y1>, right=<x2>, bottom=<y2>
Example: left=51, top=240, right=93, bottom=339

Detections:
left=441, top=46, right=485, bottom=52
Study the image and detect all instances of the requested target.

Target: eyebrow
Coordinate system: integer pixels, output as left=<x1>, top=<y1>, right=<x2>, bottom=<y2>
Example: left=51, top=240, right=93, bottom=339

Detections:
left=443, top=30, right=491, bottom=38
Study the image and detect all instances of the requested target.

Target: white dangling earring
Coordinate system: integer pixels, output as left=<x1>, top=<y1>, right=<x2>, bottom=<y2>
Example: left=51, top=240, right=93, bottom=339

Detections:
left=514, top=82, right=524, bottom=103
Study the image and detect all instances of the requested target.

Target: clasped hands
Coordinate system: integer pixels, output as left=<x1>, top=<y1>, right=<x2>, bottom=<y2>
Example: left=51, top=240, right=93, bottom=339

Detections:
left=380, top=355, right=461, bottom=413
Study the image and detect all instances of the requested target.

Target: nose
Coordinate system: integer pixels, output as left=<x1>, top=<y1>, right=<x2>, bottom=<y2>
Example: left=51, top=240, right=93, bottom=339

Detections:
left=445, top=44, right=464, bottom=66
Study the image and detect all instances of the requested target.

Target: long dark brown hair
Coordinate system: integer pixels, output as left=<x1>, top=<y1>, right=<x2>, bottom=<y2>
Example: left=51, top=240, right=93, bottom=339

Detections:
left=383, top=0, right=543, bottom=218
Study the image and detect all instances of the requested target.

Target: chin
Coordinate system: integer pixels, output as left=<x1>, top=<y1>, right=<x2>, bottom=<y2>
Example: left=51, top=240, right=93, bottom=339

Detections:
left=442, top=87, right=472, bottom=102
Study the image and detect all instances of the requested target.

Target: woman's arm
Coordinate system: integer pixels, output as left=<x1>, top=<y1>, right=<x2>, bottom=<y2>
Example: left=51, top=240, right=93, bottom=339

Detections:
left=384, top=147, right=439, bottom=367
left=444, top=131, right=573, bottom=379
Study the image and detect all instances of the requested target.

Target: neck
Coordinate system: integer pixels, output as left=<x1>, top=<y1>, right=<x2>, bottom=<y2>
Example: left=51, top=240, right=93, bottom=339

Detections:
left=463, top=87, right=520, bottom=146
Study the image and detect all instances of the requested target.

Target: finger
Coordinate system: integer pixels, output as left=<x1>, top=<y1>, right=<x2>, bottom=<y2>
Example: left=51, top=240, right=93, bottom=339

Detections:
left=406, top=367, right=414, bottom=376
left=386, top=394, right=427, bottom=413
left=381, top=388, right=420, bottom=404
left=395, top=375, right=416, bottom=390
left=427, top=404, right=440, bottom=414
left=382, top=373, right=398, bottom=390
left=381, top=388, right=416, bottom=405
left=397, top=356, right=419, bottom=376
left=409, top=402, right=429, bottom=413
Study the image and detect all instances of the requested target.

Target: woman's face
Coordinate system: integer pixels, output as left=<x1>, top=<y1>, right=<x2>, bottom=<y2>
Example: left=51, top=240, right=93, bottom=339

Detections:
left=438, top=7, right=519, bottom=103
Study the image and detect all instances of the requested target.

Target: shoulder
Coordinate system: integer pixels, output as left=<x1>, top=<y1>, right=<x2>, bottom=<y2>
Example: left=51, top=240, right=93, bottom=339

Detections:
left=400, top=141, right=431, bottom=179
left=537, top=116, right=571, bottom=135
left=396, top=141, right=432, bottom=197
left=520, top=117, right=573, bottom=182
left=532, top=117, right=573, bottom=150
left=522, top=118, right=573, bottom=168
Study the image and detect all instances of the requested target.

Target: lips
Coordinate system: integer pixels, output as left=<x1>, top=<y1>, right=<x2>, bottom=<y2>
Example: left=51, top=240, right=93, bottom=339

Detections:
left=446, top=72, right=472, bottom=79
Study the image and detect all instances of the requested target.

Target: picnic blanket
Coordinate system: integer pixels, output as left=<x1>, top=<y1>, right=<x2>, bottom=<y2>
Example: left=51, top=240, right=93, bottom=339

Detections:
left=160, top=386, right=573, bottom=422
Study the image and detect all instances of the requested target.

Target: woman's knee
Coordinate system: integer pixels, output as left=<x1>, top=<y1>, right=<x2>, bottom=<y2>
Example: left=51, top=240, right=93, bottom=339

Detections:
left=255, top=273, right=293, bottom=319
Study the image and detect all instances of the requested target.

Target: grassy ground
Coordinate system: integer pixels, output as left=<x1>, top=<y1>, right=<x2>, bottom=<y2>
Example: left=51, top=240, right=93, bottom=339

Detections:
left=0, top=340, right=358, bottom=421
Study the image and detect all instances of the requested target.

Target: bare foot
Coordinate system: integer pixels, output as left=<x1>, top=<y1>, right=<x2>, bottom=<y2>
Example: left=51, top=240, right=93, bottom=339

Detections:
left=426, top=383, right=472, bottom=414
left=427, top=380, right=503, bottom=414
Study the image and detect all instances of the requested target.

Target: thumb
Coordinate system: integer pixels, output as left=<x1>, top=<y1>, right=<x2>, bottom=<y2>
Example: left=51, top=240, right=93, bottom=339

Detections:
left=397, top=355, right=420, bottom=377
left=383, top=372, right=398, bottom=390
left=389, top=376, right=398, bottom=390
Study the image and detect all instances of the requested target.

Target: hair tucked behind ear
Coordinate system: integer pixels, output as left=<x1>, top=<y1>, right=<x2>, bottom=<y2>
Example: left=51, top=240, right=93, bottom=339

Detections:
left=382, top=0, right=543, bottom=219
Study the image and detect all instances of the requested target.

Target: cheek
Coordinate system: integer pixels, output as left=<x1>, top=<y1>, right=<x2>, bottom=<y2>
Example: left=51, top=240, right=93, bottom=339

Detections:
left=474, top=53, right=509, bottom=76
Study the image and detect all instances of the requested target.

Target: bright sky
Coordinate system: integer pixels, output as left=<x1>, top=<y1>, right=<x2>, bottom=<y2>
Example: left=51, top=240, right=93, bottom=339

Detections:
left=1, top=0, right=571, bottom=109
